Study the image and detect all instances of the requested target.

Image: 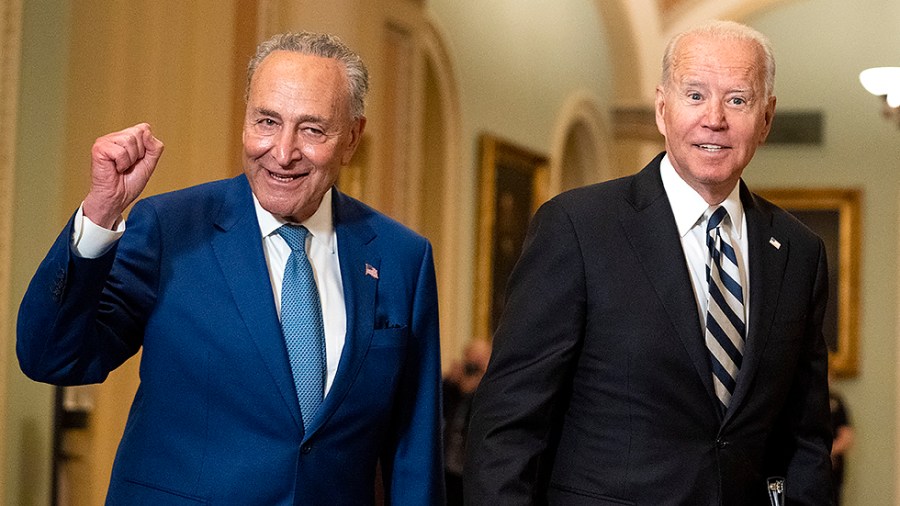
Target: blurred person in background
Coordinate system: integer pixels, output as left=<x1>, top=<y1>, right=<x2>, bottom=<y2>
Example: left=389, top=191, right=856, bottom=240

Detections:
left=442, top=339, right=491, bottom=505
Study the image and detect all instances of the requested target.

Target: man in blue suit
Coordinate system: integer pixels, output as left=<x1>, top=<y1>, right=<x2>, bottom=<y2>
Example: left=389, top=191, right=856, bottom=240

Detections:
left=18, top=32, right=443, bottom=505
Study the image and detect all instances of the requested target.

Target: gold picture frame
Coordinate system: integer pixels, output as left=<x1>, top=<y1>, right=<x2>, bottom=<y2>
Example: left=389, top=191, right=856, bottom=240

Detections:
left=473, top=134, right=549, bottom=341
left=757, top=188, right=861, bottom=377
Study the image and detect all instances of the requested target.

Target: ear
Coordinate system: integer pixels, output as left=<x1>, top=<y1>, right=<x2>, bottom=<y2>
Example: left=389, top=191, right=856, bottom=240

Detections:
left=654, top=86, right=667, bottom=138
left=341, top=116, right=366, bottom=165
left=758, top=96, right=777, bottom=145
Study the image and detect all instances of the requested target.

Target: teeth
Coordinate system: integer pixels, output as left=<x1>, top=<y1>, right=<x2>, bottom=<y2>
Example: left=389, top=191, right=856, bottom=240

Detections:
left=699, top=144, right=723, bottom=151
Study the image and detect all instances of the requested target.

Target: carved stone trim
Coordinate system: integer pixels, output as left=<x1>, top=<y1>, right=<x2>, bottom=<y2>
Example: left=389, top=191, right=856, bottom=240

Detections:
left=612, top=106, right=662, bottom=141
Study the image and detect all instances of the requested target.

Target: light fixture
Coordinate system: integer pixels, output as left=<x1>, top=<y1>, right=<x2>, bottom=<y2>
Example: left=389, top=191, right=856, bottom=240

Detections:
left=859, top=67, right=900, bottom=126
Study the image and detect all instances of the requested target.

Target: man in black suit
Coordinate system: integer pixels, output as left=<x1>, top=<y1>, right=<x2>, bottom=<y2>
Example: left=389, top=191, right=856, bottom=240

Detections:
left=464, top=20, right=833, bottom=505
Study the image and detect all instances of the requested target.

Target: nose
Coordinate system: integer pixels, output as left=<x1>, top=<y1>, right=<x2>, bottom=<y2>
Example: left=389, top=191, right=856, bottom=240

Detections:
left=272, top=129, right=302, bottom=166
left=703, top=101, right=727, bottom=130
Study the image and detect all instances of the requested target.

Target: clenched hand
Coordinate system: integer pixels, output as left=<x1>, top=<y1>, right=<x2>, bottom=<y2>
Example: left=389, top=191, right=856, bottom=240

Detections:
left=82, top=123, right=164, bottom=229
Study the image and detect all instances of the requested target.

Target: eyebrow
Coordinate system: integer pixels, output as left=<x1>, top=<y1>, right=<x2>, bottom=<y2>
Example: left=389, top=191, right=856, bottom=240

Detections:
left=678, top=79, right=708, bottom=89
left=253, top=107, right=282, bottom=120
left=679, top=79, right=754, bottom=95
left=253, top=107, right=328, bottom=125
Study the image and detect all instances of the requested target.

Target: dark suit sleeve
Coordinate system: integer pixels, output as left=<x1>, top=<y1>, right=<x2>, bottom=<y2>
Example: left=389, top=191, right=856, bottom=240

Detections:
left=464, top=199, right=585, bottom=505
left=778, top=237, right=836, bottom=505
left=17, top=203, right=159, bottom=385
left=382, top=241, right=445, bottom=505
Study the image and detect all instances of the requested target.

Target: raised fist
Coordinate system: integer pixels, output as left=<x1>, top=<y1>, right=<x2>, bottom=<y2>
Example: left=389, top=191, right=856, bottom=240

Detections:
left=83, top=123, right=164, bottom=229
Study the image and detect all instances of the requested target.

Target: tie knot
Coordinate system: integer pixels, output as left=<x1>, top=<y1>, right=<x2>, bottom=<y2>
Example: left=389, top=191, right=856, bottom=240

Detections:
left=707, top=206, right=729, bottom=233
left=278, top=224, right=309, bottom=253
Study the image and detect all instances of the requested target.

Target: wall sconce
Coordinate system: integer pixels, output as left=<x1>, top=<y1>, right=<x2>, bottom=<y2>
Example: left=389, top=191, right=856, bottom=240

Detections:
left=859, top=67, right=900, bottom=126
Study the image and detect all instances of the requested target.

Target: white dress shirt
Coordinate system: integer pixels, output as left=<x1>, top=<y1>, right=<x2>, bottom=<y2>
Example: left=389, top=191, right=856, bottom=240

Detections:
left=72, top=188, right=346, bottom=396
left=659, top=155, right=750, bottom=334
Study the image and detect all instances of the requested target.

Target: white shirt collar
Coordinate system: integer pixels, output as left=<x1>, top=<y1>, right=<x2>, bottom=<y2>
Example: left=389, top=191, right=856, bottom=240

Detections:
left=253, top=188, right=336, bottom=253
left=660, top=154, right=744, bottom=239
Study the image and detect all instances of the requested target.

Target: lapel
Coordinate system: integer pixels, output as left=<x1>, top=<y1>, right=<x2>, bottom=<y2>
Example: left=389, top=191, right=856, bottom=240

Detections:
left=620, top=155, right=721, bottom=415
left=723, top=185, right=789, bottom=424
left=209, top=176, right=303, bottom=430
left=302, top=189, right=379, bottom=439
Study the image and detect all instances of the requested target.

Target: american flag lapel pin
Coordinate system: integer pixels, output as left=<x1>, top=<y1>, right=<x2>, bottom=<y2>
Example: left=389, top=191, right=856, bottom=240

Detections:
left=769, top=237, right=781, bottom=249
left=365, top=263, right=379, bottom=279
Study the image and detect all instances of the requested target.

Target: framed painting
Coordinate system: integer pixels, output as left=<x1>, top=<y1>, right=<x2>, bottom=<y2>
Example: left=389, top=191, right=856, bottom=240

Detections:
left=757, top=188, right=861, bottom=377
left=473, top=134, right=549, bottom=341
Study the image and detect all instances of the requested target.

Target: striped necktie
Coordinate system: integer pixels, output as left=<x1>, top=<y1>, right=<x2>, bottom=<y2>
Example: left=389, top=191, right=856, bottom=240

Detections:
left=704, top=206, right=746, bottom=411
left=277, top=224, right=326, bottom=431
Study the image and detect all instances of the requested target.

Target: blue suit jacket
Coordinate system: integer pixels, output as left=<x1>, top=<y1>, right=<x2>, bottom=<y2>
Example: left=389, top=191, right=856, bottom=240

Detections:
left=18, top=175, right=444, bottom=505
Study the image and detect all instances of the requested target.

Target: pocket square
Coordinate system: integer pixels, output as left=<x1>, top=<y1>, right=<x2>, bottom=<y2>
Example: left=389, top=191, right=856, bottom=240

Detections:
left=374, top=314, right=406, bottom=330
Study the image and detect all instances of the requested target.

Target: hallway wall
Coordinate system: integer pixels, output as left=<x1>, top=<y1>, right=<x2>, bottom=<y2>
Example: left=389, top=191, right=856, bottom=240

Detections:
left=426, top=0, right=617, bottom=360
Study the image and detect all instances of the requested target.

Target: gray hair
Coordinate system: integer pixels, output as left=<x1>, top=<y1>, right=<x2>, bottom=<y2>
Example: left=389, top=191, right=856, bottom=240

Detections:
left=246, top=32, right=369, bottom=119
left=661, top=20, right=776, bottom=99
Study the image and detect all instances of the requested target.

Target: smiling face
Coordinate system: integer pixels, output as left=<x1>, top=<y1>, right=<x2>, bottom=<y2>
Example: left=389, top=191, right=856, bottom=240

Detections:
left=242, top=50, right=365, bottom=223
left=655, top=33, right=776, bottom=204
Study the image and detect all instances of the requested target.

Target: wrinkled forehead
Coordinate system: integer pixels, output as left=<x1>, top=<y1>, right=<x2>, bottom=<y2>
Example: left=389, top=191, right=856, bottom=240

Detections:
left=253, top=51, right=346, bottom=87
left=670, top=34, right=765, bottom=85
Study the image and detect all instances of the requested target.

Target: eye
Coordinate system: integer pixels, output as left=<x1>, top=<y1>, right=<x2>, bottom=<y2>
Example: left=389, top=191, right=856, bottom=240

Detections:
left=729, top=97, right=746, bottom=106
left=301, top=126, right=328, bottom=144
left=251, top=117, right=279, bottom=134
left=688, top=92, right=703, bottom=101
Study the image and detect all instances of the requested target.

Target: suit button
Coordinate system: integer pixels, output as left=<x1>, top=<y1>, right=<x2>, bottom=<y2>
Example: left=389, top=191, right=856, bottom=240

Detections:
left=301, top=444, right=312, bottom=454
left=716, top=438, right=729, bottom=449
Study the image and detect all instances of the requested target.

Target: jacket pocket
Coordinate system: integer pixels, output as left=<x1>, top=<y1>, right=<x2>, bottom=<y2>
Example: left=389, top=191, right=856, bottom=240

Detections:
left=548, top=483, right=636, bottom=505
left=107, top=477, right=209, bottom=505
left=369, top=325, right=409, bottom=349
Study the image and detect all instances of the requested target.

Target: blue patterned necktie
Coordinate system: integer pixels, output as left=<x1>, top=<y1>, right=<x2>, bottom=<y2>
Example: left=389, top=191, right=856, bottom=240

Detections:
left=705, top=206, right=746, bottom=411
left=277, top=224, right=326, bottom=430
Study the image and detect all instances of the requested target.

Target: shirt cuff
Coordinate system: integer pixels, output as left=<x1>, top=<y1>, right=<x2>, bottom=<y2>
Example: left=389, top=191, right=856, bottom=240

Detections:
left=72, top=203, right=126, bottom=259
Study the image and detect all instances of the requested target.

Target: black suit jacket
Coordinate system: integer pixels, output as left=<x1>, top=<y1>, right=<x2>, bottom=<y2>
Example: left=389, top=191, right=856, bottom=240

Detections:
left=464, top=154, right=833, bottom=505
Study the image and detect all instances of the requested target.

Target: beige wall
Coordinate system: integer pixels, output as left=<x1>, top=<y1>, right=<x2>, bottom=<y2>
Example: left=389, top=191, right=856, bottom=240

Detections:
left=0, top=0, right=20, bottom=499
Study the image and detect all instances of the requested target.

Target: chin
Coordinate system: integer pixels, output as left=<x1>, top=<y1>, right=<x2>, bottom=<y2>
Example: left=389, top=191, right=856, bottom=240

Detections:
left=693, top=160, right=741, bottom=179
left=255, top=196, right=293, bottom=219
